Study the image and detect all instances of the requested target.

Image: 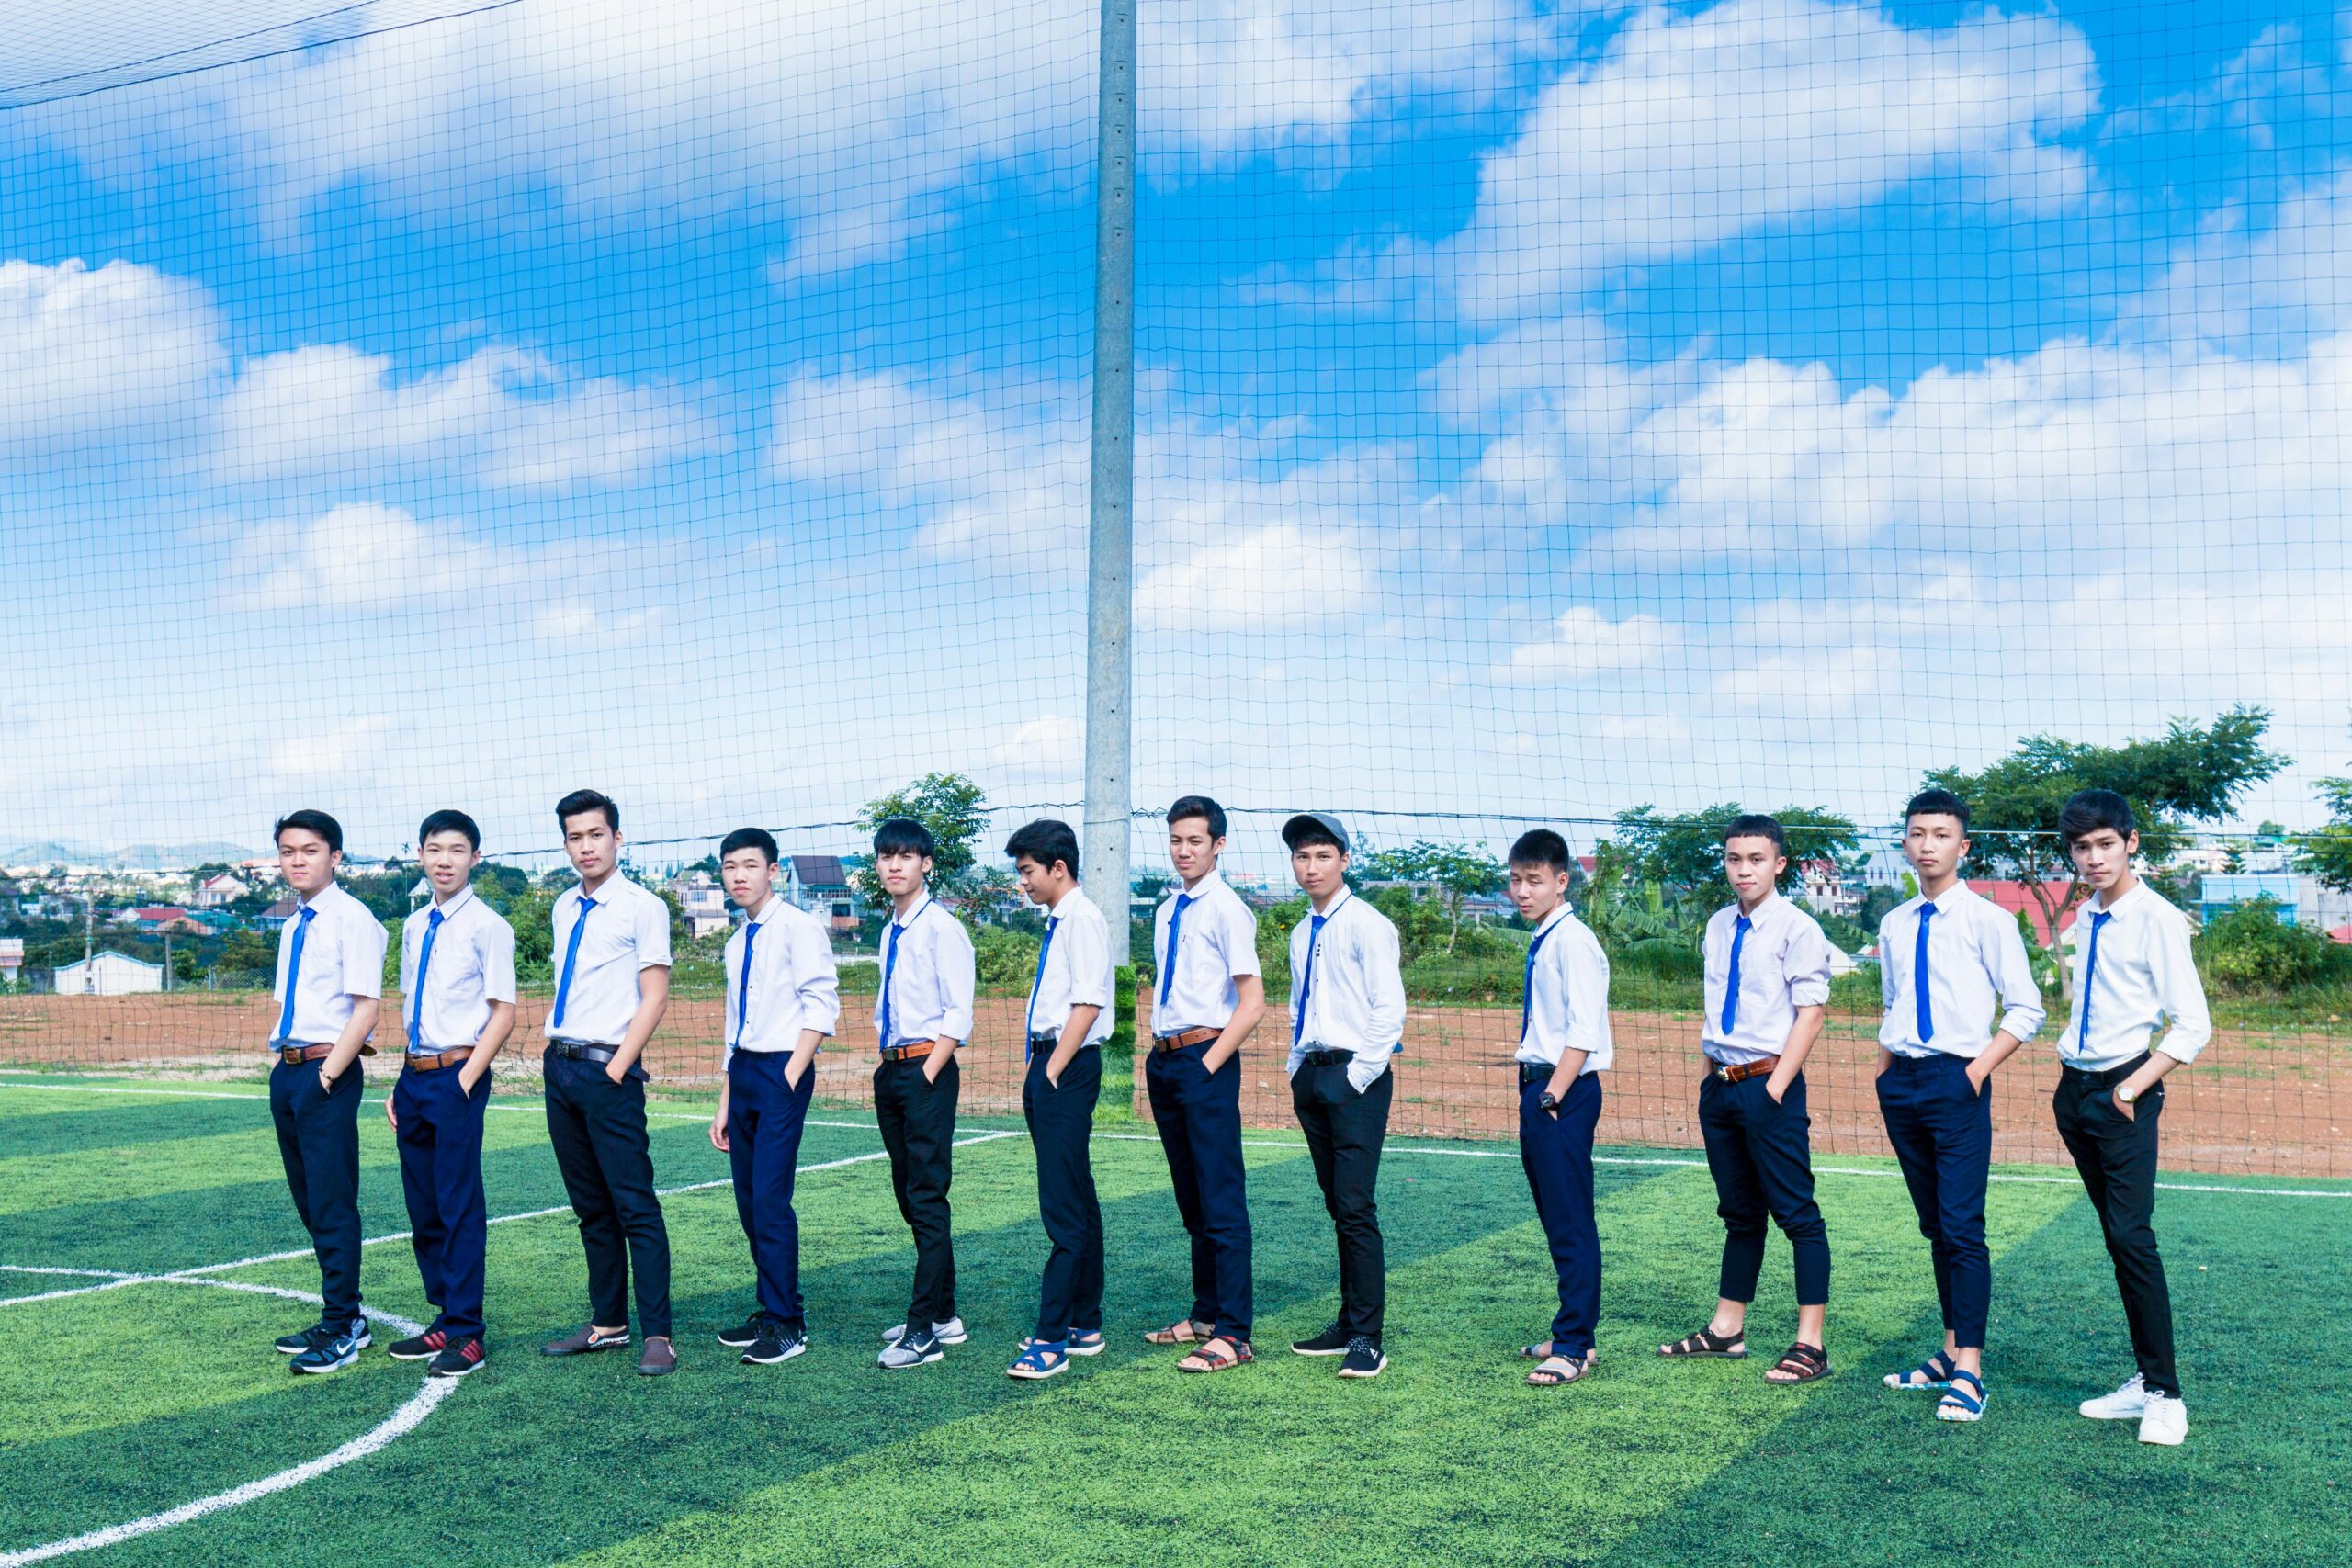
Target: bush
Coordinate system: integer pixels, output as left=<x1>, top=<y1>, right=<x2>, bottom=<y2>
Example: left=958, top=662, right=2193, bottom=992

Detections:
left=971, top=922, right=1042, bottom=994
left=1616, top=937, right=1702, bottom=982
left=1829, top=964, right=1883, bottom=1011
left=2195, top=897, right=2331, bottom=994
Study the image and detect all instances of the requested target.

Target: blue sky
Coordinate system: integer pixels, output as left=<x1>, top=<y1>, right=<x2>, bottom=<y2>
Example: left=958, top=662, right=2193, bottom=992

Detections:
left=1, top=0, right=2348, bottom=869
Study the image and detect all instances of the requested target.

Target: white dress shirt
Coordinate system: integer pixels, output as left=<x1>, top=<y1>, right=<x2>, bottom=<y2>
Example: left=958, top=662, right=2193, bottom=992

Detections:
left=399, top=886, right=517, bottom=1053
left=1026, top=887, right=1114, bottom=1048
left=875, top=895, right=977, bottom=1051
left=2057, top=881, right=2212, bottom=1070
left=1516, top=905, right=1613, bottom=1075
left=1876, top=882, right=2045, bottom=1059
left=543, top=874, right=673, bottom=1045
left=1701, top=892, right=1835, bottom=1066
left=723, top=895, right=842, bottom=1064
left=1150, top=871, right=1261, bottom=1035
left=270, top=882, right=387, bottom=1047
left=1285, top=890, right=1407, bottom=1090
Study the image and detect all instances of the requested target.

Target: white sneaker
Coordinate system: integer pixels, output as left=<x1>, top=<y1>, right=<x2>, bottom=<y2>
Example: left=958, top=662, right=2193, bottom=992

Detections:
left=879, top=1316, right=967, bottom=1346
left=2078, top=1373, right=2152, bottom=1420
left=2137, top=1393, right=2188, bottom=1446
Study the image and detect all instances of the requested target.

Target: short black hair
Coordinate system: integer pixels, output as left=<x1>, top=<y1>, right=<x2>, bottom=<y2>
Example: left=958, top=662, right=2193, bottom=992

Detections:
left=1509, top=828, right=1571, bottom=873
left=417, top=809, right=481, bottom=851
left=274, top=808, right=344, bottom=854
left=1167, top=795, right=1228, bottom=840
left=555, top=789, right=619, bottom=832
left=1722, top=813, right=1786, bottom=854
left=873, top=817, right=935, bottom=859
left=1904, top=788, right=1971, bottom=832
left=1006, top=818, right=1080, bottom=878
left=719, top=827, right=779, bottom=864
left=2060, top=788, right=2135, bottom=846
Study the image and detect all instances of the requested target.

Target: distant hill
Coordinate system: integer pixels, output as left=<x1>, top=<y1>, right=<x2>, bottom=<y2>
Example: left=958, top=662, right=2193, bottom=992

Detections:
left=0, top=840, right=256, bottom=870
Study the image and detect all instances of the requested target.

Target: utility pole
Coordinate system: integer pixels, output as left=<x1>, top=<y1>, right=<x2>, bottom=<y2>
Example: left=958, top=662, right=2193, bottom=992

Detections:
left=1084, top=0, right=1136, bottom=968
left=82, top=893, right=94, bottom=995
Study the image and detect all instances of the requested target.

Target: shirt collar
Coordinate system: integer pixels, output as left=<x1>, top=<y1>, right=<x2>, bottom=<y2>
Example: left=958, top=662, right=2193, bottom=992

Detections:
left=1732, top=890, right=1780, bottom=923
left=742, top=893, right=780, bottom=928
left=2090, top=881, right=2149, bottom=919
left=1310, top=888, right=1352, bottom=921
left=1918, top=881, right=1968, bottom=912
left=1176, top=871, right=1227, bottom=902
left=1047, top=887, right=1089, bottom=919
left=427, top=885, right=475, bottom=919
left=1533, top=903, right=1576, bottom=938
left=892, top=894, right=933, bottom=930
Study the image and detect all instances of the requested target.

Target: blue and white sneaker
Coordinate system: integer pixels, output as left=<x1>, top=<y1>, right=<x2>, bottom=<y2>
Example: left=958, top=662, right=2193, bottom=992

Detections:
left=291, top=1316, right=368, bottom=1375
left=878, top=1329, right=944, bottom=1370
left=277, top=1315, right=372, bottom=1356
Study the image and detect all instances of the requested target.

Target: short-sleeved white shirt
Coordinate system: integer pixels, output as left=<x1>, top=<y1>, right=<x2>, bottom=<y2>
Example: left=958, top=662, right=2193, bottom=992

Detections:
left=1149, top=872, right=1261, bottom=1035
left=544, top=874, right=673, bottom=1045
left=270, top=882, right=387, bottom=1048
left=1700, top=892, right=1835, bottom=1066
left=400, top=886, right=517, bottom=1052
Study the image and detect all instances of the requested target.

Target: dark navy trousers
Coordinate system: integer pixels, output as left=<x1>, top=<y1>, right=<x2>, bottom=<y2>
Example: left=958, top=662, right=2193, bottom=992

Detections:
left=269, top=1057, right=365, bottom=1325
left=1876, top=1051, right=1993, bottom=1348
left=393, top=1062, right=492, bottom=1341
left=1023, top=1045, right=1104, bottom=1340
left=1292, top=1060, right=1392, bottom=1341
left=1519, top=1069, right=1603, bottom=1357
left=544, top=1048, right=673, bottom=1337
left=1144, top=1040, right=1253, bottom=1337
left=1697, top=1069, right=1830, bottom=1307
left=726, top=1050, right=815, bottom=1327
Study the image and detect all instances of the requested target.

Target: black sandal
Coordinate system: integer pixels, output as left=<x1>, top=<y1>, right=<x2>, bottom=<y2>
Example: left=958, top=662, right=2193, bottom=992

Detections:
left=1658, top=1325, right=1747, bottom=1359
left=1766, top=1341, right=1832, bottom=1384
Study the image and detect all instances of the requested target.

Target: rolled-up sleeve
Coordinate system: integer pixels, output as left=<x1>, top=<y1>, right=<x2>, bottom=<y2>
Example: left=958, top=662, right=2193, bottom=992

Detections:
left=791, top=917, right=841, bottom=1037
left=1987, top=908, right=2045, bottom=1043
left=1064, top=910, right=1112, bottom=1010
left=342, top=912, right=387, bottom=999
left=936, top=923, right=977, bottom=1043
left=1878, top=914, right=1896, bottom=1012
left=635, top=891, right=673, bottom=969
left=1783, top=920, right=1833, bottom=1009
left=1561, top=933, right=1611, bottom=1062
left=2151, top=910, right=2212, bottom=1065
left=482, top=918, right=519, bottom=1006
left=1363, top=919, right=1407, bottom=1049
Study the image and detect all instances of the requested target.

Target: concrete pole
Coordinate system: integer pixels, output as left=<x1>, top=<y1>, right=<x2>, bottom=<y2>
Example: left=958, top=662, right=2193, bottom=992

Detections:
left=1084, top=0, right=1136, bottom=967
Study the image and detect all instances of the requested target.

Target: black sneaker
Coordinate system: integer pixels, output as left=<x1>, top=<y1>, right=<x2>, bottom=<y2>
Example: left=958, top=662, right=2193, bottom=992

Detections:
left=290, top=1318, right=368, bottom=1375
left=388, top=1329, right=447, bottom=1361
left=428, top=1338, right=486, bottom=1378
left=717, top=1314, right=765, bottom=1349
left=1291, top=1322, right=1352, bottom=1357
left=1338, top=1337, right=1387, bottom=1380
left=878, top=1329, right=944, bottom=1370
left=742, top=1318, right=807, bottom=1366
left=275, top=1321, right=333, bottom=1355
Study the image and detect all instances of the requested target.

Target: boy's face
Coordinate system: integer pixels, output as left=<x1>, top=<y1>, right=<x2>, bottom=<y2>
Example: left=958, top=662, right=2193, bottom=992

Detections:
left=1902, top=813, right=1968, bottom=884
left=1014, top=855, right=1064, bottom=908
left=277, top=829, right=339, bottom=896
left=419, top=830, right=481, bottom=897
left=1291, top=842, right=1347, bottom=901
left=1722, top=836, right=1785, bottom=905
left=1508, top=861, right=1570, bottom=920
left=562, top=811, right=619, bottom=880
left=721, top=849, right=775, bottom=909
left=876, top=849, right=932, bottom=898
left=1168, top=818, right=1222, bottom=883
left=2067, top=826, right=2138, bottom=891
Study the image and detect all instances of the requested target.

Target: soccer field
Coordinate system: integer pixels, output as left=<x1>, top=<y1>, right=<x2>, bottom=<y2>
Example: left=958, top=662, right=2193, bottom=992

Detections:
left=3, top=1076, right=2346, bottom=1568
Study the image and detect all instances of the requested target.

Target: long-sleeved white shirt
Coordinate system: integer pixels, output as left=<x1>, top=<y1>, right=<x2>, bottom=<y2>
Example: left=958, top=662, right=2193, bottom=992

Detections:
left=723, top=895, right=841, bottom=1064
left=271, top=882, right=386, bottom=1048
left=1876, top=883, right=2046, bottom=1059
left=1025, top=887, right=1114, bottom=1049
left=1516, top=904, right=1613, bottom=1075
left=1701, top=892, right=1835, bottom=1066
left=1149, top=872, right=1261, bottom=1035
left=2057, top=882, right=2212, bottom=1070
left=874, top=895, right=977, bottom=1051
left=544, top=874, right=673, bottom=1045
left=399, top=886, right=516, bottom=1053
left=1285, top=890, right=1406, bottom=1090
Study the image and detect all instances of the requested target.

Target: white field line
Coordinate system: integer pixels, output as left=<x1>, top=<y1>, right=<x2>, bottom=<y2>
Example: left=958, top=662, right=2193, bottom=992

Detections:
left=0, top=1077, right=876, bottom=1130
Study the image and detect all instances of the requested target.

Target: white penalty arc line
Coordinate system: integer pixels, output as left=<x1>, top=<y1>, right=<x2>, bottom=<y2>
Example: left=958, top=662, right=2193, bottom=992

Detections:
left=0, top=1129, right=1022, bottom=1565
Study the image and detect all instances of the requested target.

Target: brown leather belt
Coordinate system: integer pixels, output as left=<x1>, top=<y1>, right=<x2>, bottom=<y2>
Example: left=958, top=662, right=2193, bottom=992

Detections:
left=407, top=1046, right=474, bottom=1072
left=277, top=1043, right=334, bottom=1066
left=1153, top=1027, right=1220, bottom=1052
left=1713, top=1057, right=1778, bottom=1085
left=879, top=1039, right=936, bottom=1063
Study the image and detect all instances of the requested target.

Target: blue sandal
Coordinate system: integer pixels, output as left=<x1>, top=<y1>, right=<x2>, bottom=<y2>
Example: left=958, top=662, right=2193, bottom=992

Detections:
left=1884, top=1350, right=1958, bottom=1390
left=1006, top=1341, right=1069, bottom=1381
left=1935, top=1369, right=1987, bottom=1422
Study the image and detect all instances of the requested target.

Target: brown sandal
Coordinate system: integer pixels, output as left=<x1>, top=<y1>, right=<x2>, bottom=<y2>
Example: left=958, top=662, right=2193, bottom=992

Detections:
left=1177, top=1336, right=1251, bottom=1374
left=1145, top=1318, right=1213, bottom=1347
left=1766, top=1341, right=1832, bottom=1384
left=1658, top=1325, right=1747, bottom=1359
left=1526, top=1352, right=1592, bottom=1388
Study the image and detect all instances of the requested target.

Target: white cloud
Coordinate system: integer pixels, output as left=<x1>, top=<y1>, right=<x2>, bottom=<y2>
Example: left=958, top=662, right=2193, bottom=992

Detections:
left=1137, top=519, right=1371, bottom=632
left=2123, top=167, right=2352, bottom=353
left=0, top=259, right=225, bottom=456
left=1498, top=606, right=1677, bottom=682
left=989, top=714, right=1081, bottom=775
left=269, top=715, right=392, bottom=781
left=231, top=502, right=521, bottom=611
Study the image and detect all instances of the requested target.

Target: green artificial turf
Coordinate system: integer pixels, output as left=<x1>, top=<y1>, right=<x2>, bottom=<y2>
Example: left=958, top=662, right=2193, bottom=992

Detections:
left=1, top=1077, right=2346, bottom=1568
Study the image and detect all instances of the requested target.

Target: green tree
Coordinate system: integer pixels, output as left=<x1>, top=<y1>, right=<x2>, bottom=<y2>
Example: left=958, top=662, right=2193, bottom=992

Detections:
left=1605, top=804, right=1859, bottom=904
left=851, top=773, right=990, bottom=909
left=1358, top=841, right=1504, bottom=953
left=2301, top=737, right=2352, bottom=892
left=2194, top=897, right=2330, bottom=994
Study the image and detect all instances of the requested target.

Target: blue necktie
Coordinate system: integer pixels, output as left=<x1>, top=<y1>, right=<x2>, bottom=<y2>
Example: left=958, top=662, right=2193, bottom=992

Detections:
left=1520, top=918, right=1560, bottom=1045
left=1025, top=917, right=1060, bottom=1060
left=733, top=918, right=757, bottom=1050
left=1720, top=912, right=1752, bottom=1037
left=410, top=907, right=445, bottom=1046
left=1159, top=893, right=1193, bottom=1008
left=1293, top=909, right=1331, bottom=1048
left=549, top=894, right=596, bottom=1032
left=879, top=917, right=903, bottom=1050
left=276, top=905, right=316, bottom=1042
left=1914, top=902, right=1936, bottom=1043
left=2078, top=909, right=2113, bottom=1054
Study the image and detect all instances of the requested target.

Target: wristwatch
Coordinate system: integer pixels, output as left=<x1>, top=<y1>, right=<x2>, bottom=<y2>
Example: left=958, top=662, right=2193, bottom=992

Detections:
left=1538, top=1091, right=1561, bottom=1113
left=2116, top=1085, right=2139, bottom=1106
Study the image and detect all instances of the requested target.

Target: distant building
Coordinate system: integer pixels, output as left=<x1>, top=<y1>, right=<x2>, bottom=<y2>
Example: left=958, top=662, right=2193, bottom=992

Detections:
left=1860, top=847, right=1911, bottom=892
left=190, top=873, right=248, bottom=909
left=1796, top=859, right=1858, bottom=919
left=783, top=855, right=857, bottom=933
left=130, top=906, right=203, bottom=935
left=1966, top=880, right=2080, bottom=947
left=54, top=951, right=164, bottom=996
left=0, top=938, right=21, bottom=982
left=259, top=897, right=300, bottom=927
left=671, top=871, right=730, bottom=940
left=2171, top=842, right=2232, bottom=876
left=2199, top=873, right=2301, bottom=926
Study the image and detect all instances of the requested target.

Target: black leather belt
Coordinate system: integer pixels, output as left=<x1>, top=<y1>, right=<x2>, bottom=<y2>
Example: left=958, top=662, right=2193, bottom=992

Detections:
left=1519, top=1062, right=1553, bottom=1087
left=548, top=1039, right=618, bottom=1065
left=1300, top=1047, right=1353, bottom=1067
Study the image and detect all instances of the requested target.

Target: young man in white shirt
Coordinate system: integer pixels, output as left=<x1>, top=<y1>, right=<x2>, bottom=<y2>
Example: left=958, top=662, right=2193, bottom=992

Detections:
left=265, top=808, right=388, bottom=1376
left=1507, top=829, right=1612, bottom=1391
left=1281, top=812, right=1406, bottom=1381
left=384, top=809, right=515, bottom=1380
left=2053, top=789, right=2211, bottom=1448
left=1144, top=795, right=1265, bottom=1376
left=536, top=790, right=679, bottom=1378
left=1874, top=789, right=2045, bottom=1423
left=869, top=817, right=978, bottom=1371
left=708, top=828, right=840, bottom=1370
left=1003, top=818, right=1114, bottom=1382
left=1659, top=814, right=1837, bottom=1385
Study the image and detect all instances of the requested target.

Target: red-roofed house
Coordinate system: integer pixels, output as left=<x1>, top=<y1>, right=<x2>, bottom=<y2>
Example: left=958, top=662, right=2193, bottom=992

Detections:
left=1967, top=880, right=2080, bottom=947
left=130, top=906, right=203, bottom=934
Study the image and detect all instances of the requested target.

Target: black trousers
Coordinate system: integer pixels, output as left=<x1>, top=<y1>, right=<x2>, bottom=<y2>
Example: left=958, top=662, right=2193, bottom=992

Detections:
left=1877, top=1052, right=1993, bottom=1348
left=393, top=1063, right=491, bottom=1340
left=270, top=1057, right=365, bottom=1325
left=727, top=1050, right=815, bottom=1327
left=1145, top=1040, right=1253, bottom=1337
left=874, top=1055, right=959, bottom=1325
left=544, top=1048, right=672, bottom=1337
left=1291, top=1059, right=1392, bottom=1340
left=1520, top=1069, right=1603, bottom=1357
left=1023, top=1045, right=1104, bottom=1340
left=2053, top=1054, right=2178, bottom=1396
left=1698, top=1069, right=1830, bottom=1307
